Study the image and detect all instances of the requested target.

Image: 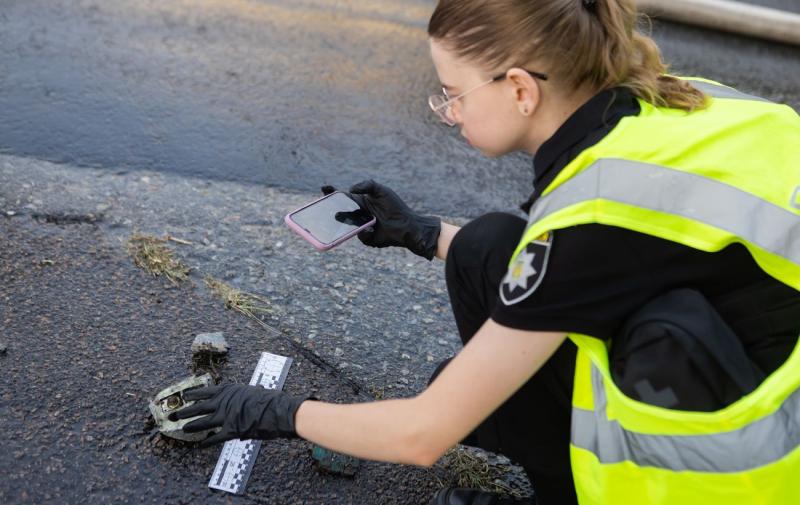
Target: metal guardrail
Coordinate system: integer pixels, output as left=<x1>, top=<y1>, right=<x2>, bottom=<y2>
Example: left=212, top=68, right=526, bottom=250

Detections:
left=637, top=0, right=800, bottom=46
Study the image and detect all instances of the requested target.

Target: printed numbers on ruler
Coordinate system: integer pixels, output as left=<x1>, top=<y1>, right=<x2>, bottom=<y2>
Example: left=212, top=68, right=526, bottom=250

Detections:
left=208, top=352, right=293, bottom=495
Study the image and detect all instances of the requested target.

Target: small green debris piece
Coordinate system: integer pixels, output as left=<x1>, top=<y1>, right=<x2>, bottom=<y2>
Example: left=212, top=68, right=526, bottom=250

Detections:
left=311, top=445, right=360, bottom=477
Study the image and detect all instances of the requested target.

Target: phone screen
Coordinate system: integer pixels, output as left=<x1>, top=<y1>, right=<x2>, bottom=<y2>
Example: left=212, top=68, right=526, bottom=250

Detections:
left=289, top=192, right=373, bottom=245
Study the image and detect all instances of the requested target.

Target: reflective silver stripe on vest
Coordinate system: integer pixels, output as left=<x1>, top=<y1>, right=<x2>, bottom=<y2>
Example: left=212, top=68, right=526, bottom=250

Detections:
left=571, top=365, right=800, bottom=472
left=527, top=158, right=800, bottom=264
left=685, top=79, right=773, bottom=103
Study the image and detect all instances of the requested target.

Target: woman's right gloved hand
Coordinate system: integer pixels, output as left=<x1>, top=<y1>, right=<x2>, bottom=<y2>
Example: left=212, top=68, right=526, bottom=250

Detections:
left=321, top=180, right=441, bottom=260
left=172, top=384, right=312, bottom=448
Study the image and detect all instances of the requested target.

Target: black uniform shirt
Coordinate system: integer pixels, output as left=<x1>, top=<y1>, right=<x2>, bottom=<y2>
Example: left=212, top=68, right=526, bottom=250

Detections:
left=491, top=89, right=800, bottom=374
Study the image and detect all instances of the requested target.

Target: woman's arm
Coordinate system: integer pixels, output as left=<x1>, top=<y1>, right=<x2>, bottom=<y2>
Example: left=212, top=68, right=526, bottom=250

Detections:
left=294, top=320, right=567, bottom=466
left=435, top=222, right=461, bottom=260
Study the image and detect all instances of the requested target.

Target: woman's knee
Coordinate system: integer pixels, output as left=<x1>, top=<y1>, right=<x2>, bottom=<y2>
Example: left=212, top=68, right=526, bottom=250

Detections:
left=446, top=212, right=527, bottom=284
left=444, top=213, right=528, bottom=343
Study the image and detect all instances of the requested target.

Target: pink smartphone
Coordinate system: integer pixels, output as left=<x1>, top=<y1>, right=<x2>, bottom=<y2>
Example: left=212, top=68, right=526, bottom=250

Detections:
left=284, top=192, right=376, bottom=251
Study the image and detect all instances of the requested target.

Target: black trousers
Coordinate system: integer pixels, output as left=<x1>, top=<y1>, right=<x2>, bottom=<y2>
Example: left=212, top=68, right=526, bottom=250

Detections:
left=433, top=213, right=578, bottom=505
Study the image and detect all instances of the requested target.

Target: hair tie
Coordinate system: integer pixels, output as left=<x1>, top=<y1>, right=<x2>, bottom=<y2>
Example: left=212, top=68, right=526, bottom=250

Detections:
left=583, top=0, right=597, bottom=11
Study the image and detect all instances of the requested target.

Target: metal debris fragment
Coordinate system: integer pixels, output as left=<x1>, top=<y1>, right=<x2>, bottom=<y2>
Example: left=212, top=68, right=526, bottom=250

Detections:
left=191, top=332, right=229, bottom=381
left=148, top=374, right=216, bottom=441
left=191, top=332, right=229, bottom=354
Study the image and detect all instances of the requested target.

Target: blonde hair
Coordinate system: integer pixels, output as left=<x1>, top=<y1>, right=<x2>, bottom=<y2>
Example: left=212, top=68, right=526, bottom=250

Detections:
left=428, top=0, right=707, bottom=111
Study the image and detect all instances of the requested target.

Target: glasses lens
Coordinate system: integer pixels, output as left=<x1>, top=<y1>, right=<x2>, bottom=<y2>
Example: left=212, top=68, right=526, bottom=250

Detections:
left=428, top=95, right=455, bottom=126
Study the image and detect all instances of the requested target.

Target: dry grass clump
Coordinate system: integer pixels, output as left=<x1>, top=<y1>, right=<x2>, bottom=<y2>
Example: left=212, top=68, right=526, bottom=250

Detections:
left=203, top=276, right=276, bottom=319
left=191, top=350, right=228, bottom=382
left=437, top=447, right=522, bottom=498
left=127, top=233, right=191, bottom=284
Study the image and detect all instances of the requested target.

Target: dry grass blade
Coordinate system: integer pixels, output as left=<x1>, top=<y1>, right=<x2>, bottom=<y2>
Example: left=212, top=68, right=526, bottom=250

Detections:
left=204, top=276, right=276, bottom=319
left=166, top=235, right=193, bottom=245
left=203, top=276, right=375, bottom=401
left=127, top=233, right=191, bottom=284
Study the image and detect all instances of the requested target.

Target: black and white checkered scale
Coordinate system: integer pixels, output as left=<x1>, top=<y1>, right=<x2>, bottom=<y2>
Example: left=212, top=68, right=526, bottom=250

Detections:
left=208, top=352, right=293, bottom=495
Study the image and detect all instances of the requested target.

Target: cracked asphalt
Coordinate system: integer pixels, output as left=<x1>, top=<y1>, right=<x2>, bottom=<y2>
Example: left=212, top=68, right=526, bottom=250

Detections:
left=0, top=156, right=472, bottom=504
left=0, top=191, right=456, bottom=504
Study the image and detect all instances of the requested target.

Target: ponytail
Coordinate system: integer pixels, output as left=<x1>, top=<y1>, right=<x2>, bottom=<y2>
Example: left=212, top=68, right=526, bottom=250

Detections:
left=594, top=1, right=707, bottom=111
left=429, top=0, right=708, bottom=112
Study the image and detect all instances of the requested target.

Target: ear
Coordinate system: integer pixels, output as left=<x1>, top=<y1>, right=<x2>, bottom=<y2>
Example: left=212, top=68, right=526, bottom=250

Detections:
left=506, top=68, right=541, bottom=117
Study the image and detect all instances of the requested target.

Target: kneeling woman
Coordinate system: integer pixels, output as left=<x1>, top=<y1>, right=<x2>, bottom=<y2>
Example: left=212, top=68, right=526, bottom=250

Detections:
left=174, top=1, right=800, bottom=504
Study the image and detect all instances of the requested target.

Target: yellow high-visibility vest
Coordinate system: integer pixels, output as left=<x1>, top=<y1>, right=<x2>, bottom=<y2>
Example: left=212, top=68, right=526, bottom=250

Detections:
left=509, top=79, right=800, bottom=504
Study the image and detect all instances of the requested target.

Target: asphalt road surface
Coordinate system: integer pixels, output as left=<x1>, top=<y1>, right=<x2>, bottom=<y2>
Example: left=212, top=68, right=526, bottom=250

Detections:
left=1, top=0, right=798, bottom=217
left=2, top=1, right=799, bottom=504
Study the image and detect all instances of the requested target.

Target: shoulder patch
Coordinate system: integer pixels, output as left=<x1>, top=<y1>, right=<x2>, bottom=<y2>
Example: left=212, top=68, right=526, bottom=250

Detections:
left=500, top=232, right=553, bottom=306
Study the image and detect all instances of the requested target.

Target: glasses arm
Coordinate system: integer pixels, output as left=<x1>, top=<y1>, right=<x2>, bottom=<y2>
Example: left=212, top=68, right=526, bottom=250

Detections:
left=432, top=78, right=495, bottom=112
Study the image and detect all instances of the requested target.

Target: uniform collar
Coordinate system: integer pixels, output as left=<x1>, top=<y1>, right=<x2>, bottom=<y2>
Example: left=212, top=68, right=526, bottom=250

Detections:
left=522, top=88, right=640, bottom=212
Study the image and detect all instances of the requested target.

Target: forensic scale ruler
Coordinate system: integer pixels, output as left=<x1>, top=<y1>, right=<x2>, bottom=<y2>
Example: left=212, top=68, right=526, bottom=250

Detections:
left=208, top=352, right=293, bottom=495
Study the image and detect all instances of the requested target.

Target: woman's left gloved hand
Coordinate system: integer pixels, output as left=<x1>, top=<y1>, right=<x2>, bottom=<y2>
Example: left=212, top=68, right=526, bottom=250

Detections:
left=322, top=180, right=441, bottom=260
left=171, top=384, right=312, bottom=447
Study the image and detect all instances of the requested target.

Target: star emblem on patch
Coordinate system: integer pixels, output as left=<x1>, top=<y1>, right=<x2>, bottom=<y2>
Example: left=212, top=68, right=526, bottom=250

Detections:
left=505, top=249, right=538, bottom=291
left=500, top=232, right=553, bottom=305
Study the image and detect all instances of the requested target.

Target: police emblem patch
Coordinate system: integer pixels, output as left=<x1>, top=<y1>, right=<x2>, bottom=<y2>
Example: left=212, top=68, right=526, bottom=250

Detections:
left=500, top=232, right=553, bottom=305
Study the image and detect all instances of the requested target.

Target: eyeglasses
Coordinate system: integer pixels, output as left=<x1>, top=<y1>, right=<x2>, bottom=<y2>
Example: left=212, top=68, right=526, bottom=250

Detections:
left=428, top=69, right=548, bottom=127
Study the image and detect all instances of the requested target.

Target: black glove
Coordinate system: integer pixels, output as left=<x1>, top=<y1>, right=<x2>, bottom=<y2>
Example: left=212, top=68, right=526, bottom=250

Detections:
left=321, top=180, right=441, bottom=260
left=171, top=384, right=311, bottom=447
